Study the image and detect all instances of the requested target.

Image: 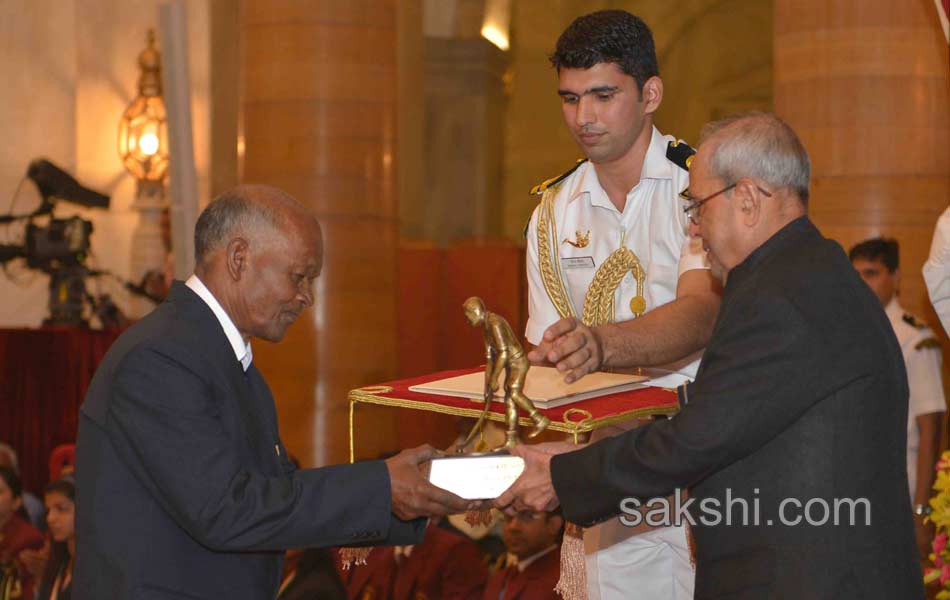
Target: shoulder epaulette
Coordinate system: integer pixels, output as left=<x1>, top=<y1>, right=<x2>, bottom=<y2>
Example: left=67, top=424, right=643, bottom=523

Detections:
left=903, top=313, right=927, bottom=330
left=915, top=337, right=942, bottom=351
left=529, top=159, right=587, bottom=196
left=666, top=139, right=696, bottom=172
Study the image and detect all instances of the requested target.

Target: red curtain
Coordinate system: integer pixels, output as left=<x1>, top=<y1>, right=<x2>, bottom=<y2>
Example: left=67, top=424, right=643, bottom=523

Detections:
left=0, top=327, right=120, bottom=495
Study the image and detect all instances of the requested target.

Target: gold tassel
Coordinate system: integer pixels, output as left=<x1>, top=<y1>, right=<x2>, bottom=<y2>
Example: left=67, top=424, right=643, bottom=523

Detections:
left=685, top=520, right=697, bottom=569
left=464, top=507, right=494, bottom=528
left=338, top=547, right=372, bottom=569
left=554, top=522, right=587, bottom=600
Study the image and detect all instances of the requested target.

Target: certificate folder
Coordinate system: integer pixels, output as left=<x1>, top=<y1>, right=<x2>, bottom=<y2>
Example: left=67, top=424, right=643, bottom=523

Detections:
left=409, top=366, right=648, bottom=409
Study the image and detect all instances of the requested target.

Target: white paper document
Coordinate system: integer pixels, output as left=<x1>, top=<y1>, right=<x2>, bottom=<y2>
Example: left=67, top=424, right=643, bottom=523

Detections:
left=409, top=366, right=648, bottom=409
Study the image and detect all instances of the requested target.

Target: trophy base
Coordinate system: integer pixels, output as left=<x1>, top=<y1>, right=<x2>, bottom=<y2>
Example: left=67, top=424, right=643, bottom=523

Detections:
left=428, top=451, right=525, bottom=500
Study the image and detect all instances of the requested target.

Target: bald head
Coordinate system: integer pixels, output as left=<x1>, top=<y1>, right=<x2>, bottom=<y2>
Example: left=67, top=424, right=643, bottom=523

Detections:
left=193, top=184, right=323, bottom=342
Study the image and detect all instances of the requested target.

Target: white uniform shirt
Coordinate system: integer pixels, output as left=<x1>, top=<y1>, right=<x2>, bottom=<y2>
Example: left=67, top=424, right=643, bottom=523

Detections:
left=525, top=127, right=708, bottom=386
left=924, top=206, right=950, bottom=336
left=884, top=298, right=946, bottom=495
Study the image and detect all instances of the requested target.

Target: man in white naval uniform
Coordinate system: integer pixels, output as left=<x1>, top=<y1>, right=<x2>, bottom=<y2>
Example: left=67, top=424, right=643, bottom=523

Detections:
left=924, top=206, right=950, bottom=336
left=523, top=10, right=722, bottom=600
left=850, top=237, right=946, bottom=561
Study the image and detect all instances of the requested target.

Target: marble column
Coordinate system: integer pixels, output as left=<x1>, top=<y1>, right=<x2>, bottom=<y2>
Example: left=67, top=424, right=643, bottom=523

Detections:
left=240, top=0, right=401, bottom=465
left=418, top=36, right=508, bottom=244
left=774, top=0, right=950, bottom=319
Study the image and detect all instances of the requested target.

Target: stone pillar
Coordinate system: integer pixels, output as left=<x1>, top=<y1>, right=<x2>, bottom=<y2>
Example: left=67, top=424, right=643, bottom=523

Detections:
left=128, top=181, right=167, bottom=317
left=418, top=37, right=508, bottom=244
left=240, top=0, right=400, bottom=465
left=774, top=0, right=950, bottom=318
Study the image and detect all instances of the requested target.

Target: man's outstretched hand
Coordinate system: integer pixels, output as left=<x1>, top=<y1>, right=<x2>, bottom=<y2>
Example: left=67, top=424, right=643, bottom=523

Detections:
left=494, top=441, right=577, bottom=514
left=528, top=317, right=604, bottom=383
left=385, top=444, right=475, bottom=520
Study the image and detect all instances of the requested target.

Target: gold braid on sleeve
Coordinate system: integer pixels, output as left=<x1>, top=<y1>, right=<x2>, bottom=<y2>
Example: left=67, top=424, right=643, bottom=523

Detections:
left=581, top=246, right=646, bottom=327
left=536, top=189, right=577, bottom=320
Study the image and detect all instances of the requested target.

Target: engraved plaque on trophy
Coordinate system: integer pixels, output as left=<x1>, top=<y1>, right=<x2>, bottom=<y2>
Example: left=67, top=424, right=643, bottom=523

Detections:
left=428, top=452, right=525, bottom=500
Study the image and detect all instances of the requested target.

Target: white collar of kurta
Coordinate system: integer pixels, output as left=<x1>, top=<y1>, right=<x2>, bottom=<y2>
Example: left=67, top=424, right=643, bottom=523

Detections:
left=185, top=274, right=253, bottom=372
left=884, top=296, right=903, bottom=322
left=507, top=544, right=558, bottom=572
left=567, top=125, right=674, bottom=211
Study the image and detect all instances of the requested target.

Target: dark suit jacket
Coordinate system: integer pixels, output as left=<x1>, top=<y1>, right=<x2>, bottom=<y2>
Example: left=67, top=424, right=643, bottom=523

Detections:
left=482, top=547, right=560, bottom=600
left=277, top=548, right=348, bottom=600
left=343, top=523, right=486, bottom=600
left=552, top=218, right=923, bottom=599
left=74, top=282, right=423, bottom=600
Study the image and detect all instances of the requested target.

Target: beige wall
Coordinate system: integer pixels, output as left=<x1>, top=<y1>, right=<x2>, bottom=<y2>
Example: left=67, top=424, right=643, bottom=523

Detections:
left=501, top=0, right=773, bottom=239
left=0, top=0, right=211, bottom=326
left=0, top=1, right=78, bottom=326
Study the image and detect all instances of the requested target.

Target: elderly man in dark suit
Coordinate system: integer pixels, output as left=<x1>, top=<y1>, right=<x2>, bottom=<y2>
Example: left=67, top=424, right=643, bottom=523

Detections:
left=497, top=112, right=923, bottom=599
left=74, top=185, right=471, bottom=599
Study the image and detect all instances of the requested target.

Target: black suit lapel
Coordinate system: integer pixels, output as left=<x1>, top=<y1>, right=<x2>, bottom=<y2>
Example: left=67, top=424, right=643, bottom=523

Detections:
left=237, top=364, right=285, bottom=475
left=173, top=282, right=285, bottom=475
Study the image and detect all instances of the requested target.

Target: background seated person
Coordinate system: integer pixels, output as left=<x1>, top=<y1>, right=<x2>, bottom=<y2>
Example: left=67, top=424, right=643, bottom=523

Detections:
left=483, top=509, right=563, bottom=600
left=0, top=466, right=43, bottom=600
left=340, top=519, right=487, bottom=600
left=35, top=476, right=75, bottom=600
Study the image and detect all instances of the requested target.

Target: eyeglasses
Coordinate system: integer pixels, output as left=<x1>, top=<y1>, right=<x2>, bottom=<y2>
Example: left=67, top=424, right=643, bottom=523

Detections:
left=502, top=511, right=547, bottom=524
left=680, top=182, right=773, bottom=225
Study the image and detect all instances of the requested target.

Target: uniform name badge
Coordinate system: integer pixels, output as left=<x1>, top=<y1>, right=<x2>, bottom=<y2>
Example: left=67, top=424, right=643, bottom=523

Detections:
left=560, top=256, right=595, bottom=270
left=428, top=452, right=525, bottom=499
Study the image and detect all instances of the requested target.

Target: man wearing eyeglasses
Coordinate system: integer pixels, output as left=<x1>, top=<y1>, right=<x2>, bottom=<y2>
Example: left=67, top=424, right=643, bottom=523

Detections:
left=522, top=10, right=721, bottom=600
left=482, top=511, right=564, bottom=600
left=500, top=112, right=924, bottom=599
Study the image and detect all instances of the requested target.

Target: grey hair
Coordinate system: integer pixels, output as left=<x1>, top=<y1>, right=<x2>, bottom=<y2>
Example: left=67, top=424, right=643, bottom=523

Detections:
left=193, top=185, right=294, bottom=265
left=699, top=111, right=811, bottom=205
left=0, top=443, right=18, bottom=474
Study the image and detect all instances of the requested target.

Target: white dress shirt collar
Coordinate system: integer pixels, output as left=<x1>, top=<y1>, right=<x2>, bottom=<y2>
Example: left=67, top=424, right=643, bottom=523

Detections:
left=570, top=126, right=673, bottom=212
left=508, top=544, right=558, bottom=573
left=185, top=275, right=253, bottom=371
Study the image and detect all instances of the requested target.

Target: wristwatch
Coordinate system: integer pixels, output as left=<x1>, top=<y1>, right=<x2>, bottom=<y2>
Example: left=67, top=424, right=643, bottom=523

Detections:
left=913, top=503, right=933, bottom=516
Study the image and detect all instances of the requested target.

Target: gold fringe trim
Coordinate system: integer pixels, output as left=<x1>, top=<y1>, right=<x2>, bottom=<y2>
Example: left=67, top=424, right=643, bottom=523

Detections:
left=348, top=388, right=678, bottom=460
left=554, top=522, right=587, bottom=599
left=685, top=520, right=697, bottom=569
left=338, top=547, right=372, bottom=569
left=464, top=508, right=494, bottom=528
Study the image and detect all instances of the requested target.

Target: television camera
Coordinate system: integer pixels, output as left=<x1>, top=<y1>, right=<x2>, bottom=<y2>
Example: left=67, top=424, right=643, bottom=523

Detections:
left=0, top=159, right=153, bottom=327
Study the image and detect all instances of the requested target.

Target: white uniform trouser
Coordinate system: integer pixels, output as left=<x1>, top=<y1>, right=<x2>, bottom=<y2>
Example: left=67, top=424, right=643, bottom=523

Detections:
left=584, top=520, right=694, bottom=600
